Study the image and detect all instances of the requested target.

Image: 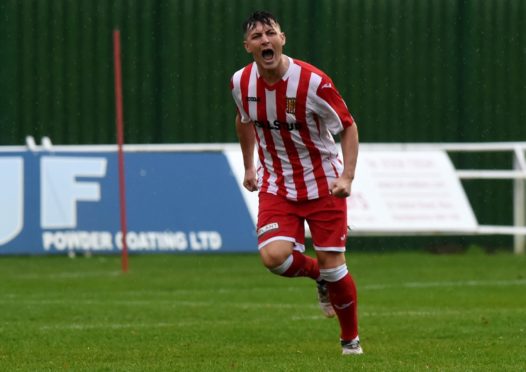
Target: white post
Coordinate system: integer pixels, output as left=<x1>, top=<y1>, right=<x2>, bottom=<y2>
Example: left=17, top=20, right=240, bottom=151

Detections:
left=513, top=147, right=526, bottom=254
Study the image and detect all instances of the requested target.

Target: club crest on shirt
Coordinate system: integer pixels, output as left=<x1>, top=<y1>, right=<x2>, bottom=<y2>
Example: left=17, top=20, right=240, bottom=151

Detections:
left=286, top=98, right=296, bottom=114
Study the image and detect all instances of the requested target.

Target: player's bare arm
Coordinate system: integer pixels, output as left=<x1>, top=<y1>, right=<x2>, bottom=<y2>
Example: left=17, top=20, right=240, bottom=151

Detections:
left=235, top=113, right=258, bottom=192
left=331, top=124, right=359, bottom=198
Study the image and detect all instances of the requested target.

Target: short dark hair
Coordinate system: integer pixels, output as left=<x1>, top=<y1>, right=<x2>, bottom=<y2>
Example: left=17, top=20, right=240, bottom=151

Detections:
left=242, top=10, right=279, bottom=35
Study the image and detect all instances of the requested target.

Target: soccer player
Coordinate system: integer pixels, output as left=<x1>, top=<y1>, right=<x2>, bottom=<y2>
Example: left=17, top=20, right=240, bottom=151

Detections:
left=230, top=10, right=362, bottom=355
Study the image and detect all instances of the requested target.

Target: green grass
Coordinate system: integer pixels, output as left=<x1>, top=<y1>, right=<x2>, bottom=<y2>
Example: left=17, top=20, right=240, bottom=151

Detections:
left=0, top=250, right=525, bottom=371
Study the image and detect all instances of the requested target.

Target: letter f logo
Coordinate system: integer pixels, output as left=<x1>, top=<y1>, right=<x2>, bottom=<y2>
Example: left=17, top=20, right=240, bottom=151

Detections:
left=41, top=157, right=107, bottom=228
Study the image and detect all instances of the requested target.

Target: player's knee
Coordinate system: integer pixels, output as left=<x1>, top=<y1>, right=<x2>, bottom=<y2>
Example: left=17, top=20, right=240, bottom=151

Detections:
left=260, top=250, right=288, bottom=270
left=316, top=251, right=346, bottom=269
left=259, top=242, right=293, bottom=271
left=267, top=253, right=294, bottom=275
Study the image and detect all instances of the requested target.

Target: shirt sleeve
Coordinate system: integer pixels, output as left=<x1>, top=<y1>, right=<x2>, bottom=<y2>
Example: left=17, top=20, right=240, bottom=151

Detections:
left=313, top=77, right=354, bottom=135
left=230, top=76, right=251, bottom=123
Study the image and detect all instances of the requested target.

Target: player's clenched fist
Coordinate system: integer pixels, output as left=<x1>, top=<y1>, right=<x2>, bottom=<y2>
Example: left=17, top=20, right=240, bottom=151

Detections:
left=243, top=168, right=258, bottom=192
left=330, top=177, right=352, bottom=198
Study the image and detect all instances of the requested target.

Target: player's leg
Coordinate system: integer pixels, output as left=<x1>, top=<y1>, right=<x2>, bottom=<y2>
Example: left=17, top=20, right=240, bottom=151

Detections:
left=306, top=195, right=362, bottom=355
left=257, top=192, right=320, bottom=280
left=316, top=251, right=361, bottom=354
left=259, top=240, right=319, bottom=279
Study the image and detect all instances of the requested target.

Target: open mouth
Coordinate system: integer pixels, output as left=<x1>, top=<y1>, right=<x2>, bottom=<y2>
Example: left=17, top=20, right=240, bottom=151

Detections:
left=262, top=49, right=274, bottom=61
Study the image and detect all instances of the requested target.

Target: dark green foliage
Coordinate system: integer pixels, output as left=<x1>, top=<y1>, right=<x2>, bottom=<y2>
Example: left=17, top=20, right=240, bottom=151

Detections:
left=1, top=0, right=525, bottom=146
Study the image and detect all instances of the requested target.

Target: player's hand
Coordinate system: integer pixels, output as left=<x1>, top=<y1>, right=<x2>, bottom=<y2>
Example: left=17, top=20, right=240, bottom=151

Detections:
left=330, top=176, right=352, bottom=198
left=243, top=168, right=258, bottom=192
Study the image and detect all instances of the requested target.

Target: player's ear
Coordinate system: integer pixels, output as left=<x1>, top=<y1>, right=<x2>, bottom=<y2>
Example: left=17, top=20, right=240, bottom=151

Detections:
left=281, top=32, right=286, bottom=46
left=244, top=40, right=251, bottom=53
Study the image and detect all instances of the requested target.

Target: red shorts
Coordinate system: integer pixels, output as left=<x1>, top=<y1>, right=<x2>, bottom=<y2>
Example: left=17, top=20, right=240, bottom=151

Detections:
left=257, top=192, right=348, bottom=252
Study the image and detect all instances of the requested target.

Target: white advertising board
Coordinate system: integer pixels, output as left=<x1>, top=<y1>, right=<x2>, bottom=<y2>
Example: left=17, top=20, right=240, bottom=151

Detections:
left=225, top=148, right=478, bottom=235
left=348, top=151, right=477, bottom=233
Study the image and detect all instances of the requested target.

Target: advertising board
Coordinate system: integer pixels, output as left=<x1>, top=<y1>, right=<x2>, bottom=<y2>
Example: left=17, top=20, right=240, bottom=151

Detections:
left=0, top=150, right=256, bottom=255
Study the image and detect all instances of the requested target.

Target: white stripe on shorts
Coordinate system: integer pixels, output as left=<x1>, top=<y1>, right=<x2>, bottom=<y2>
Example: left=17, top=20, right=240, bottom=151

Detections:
left=258, top=236, right=305, bottom=252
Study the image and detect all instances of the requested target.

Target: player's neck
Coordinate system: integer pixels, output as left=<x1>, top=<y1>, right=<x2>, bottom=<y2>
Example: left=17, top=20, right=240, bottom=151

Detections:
left=258, top=55, right=289, bottom=85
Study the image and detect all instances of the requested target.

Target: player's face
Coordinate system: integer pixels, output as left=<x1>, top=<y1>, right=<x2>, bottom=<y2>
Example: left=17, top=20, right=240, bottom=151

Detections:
left=244, top=21, right=286, bottom=72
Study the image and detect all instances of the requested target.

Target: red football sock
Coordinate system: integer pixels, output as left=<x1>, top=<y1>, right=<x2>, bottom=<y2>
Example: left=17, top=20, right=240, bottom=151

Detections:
left=281, top=251, right=320, bottom=280
left=327, top=273, right=359, bottom=341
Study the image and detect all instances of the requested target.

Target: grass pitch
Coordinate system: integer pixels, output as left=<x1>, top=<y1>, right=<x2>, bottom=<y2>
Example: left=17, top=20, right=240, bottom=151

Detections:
left=0, top=249, right=525, bottom=371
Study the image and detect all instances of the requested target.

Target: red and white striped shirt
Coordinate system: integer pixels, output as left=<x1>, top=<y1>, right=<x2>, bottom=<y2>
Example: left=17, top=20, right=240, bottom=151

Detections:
left=231, top=57, right=355, bottom=201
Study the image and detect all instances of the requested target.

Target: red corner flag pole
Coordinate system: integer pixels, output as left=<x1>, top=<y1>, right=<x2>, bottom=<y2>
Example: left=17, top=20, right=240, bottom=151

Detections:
left=113, top=29, right=129, bottom=273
